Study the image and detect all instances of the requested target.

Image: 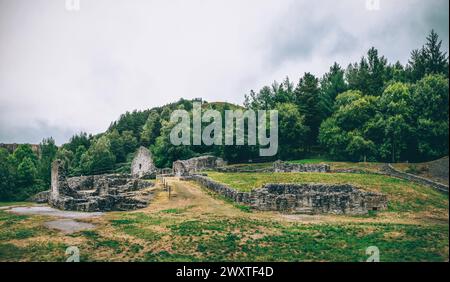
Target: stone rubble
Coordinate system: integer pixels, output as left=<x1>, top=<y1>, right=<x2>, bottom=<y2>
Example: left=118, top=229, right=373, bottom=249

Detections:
left=48, top=160, right=155, bottom=212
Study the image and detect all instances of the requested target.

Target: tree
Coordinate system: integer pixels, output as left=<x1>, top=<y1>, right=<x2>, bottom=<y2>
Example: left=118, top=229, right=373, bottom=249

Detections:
left=121, top=130, right=138, bottom=156
left=319, top=62, right=347, bottom=117
left=107, top=129, right=126, bottom=163
left=12, top=144, right=38, bottom=166
left=408, top=30, right=449, bottom=82
left=346, top=132, right=376, bottom=162
left=141, top=111, right=161, bottom=147
left=17, top=157, right=37, bottom=187
left=276, top=103, right=310, bottom=159
left=412, top=74, right=449, bottom=159
left=38, top=137, right=58, bottom=187
left=0, top=149, right=16, bottom=201
left=346, top=47, right=387, bottom=96
left=151, top=120, right=195, bottom=167
left=244, top=86, right=275, bottom=110
left=80, top=136, right=116, bottom=174
left=423, top=30, right=448, bottom=76
left=294, top=72, right=321, bottom=150
left=64, top=132, right=91, bottom=153
left=319, top=91, right=379, bottom=161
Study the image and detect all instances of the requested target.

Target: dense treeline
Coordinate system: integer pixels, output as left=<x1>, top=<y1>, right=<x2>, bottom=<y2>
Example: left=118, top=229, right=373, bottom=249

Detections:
left=0, top=30, right=448, bottom=201
left=244, top=30, right=449, bottom=162
left=0, top=139, right=57, bottom=201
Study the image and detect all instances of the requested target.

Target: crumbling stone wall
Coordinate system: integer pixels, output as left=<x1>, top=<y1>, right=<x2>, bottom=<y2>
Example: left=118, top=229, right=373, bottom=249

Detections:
left=173, top=155, right=226, bottom=176
left=183, top=175, right=387, bottom=215
left=131, top=146, right=156, bottom=178
left=273, top=160, right=330, bottom=173
left=253, top=183, right=387, bottom=214
left=382, top=164, right=448, bottom=194
left=48, top=160, right=154, bottom=212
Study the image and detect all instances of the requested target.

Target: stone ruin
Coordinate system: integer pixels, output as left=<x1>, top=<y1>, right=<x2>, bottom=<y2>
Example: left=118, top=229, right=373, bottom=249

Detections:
left=131, top=146, right=157, bottom=178
left=253, top=183, right=387, bottom=214
left=273, top=160, right=330, bottom=173
left=183, top=175, right=388, bottom=215
left=48, top=160, right=154, bottom=212
left=173, top=155, right=226, bottom=176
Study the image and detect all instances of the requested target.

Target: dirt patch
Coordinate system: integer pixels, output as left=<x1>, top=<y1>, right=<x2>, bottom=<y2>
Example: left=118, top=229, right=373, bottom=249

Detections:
left=6, top=206, right=103, bottom=219
left=44, top=219, right=96, bottom=234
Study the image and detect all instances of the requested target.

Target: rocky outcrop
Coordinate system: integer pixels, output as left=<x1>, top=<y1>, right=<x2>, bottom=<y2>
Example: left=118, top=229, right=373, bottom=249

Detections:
left=173, top=155, right=226, bottom=176
left=273, top=160, right=330, bottom=173
left=48, top=160, right=154, bottom=212
left=182, top=175, right=387, bottom=215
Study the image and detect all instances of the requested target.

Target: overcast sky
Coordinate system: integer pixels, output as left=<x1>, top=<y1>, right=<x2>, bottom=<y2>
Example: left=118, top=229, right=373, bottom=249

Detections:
left=0, top=0, right=448, bottom=145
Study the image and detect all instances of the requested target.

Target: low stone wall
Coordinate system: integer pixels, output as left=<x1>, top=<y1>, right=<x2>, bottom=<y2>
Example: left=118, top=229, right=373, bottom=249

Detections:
left=215, top=167, right=271, bottom=173
left=383, top=164, right=449, bottom=194
left=272, top=160, right=330, bottom=173
left=181, top=175, right=253, bottom=204
left=182, top=175, right=387, bottom=215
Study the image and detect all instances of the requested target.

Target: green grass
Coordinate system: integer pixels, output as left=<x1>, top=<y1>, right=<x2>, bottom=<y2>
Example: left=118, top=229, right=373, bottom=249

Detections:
left=206, top=172, right=448, bottom=213
left=0, top=201, right=33, bottom=207
left=0, top=201, right=448, bottom=261
left=117, top=213, right=449, bottom=262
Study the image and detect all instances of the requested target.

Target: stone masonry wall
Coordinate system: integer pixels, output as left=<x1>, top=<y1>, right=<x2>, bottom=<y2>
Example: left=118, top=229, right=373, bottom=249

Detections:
left=273, top=160, right=331, bottom=173
left=173, top=155, right=226, bottom=176
left=131, top=146, right=156, bottom=178
left=182, top=175, right=387, bottom=215
left=48, top=160, right=154, bottom=212
left=382, top=164, right=448, bottom=194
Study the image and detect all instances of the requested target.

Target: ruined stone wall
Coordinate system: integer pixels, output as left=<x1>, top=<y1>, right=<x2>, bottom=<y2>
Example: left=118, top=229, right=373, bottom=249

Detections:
left=131, top=146, right=156, bottom=178
left=173, top=155, right=225, bottom=176
left=48, top=160, right=154, bottom=212
left=183, top=175, right=387, bottom=215
left=253, top=183, right=387, bottom=214
left=273, top=160, right=330, bottom=173
left=382, top=164, right=448, bottom=194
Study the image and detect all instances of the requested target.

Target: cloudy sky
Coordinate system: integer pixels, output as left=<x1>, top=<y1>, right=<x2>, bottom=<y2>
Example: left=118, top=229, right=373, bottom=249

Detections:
left=0, top=0, right=448, bottom=145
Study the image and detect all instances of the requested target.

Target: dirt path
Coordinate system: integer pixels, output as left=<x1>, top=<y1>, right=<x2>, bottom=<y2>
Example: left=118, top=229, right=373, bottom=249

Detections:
left=140, top=177, right=246, bottom=217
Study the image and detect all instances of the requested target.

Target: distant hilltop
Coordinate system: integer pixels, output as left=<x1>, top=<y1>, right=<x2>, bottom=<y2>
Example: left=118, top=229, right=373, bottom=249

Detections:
left=0, top=143, right=40, bottom=155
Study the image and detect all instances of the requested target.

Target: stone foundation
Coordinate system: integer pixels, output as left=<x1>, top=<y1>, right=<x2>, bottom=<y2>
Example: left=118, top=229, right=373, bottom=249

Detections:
left=272, top=160, right=330, bottom=173
left=183, top=175, right=387, bottom=215
left=48, top=160, right=154, bottom=212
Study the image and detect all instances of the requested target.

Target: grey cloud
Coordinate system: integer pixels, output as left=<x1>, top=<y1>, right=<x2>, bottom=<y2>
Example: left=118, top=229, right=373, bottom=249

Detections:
left=0, top=120, right=78, bottom=145
left=0, top=0, right=448, bottom=145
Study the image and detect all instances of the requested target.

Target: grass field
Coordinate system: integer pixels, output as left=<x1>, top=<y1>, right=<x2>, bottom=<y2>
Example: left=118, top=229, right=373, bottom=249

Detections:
left=0, top=170, right=448, bottom=262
